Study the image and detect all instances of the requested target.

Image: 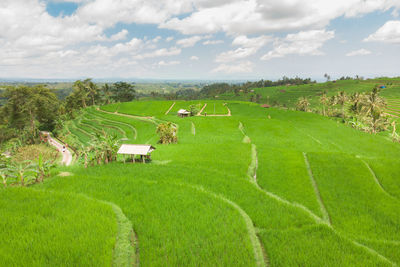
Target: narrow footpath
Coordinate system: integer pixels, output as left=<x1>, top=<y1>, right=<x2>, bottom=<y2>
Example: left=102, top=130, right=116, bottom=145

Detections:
left=48, top=135, right=72, bottom=166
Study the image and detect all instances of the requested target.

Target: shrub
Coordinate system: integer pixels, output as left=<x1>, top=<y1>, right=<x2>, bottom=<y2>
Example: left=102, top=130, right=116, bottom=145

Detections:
left=156, top=122, right=177, bottom=144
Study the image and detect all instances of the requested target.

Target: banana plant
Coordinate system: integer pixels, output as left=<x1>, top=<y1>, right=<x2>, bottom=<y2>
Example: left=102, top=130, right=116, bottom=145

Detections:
left=7, top=161, right=36, bottom=187
left=32, top=154, right=56, bottom=183
left=0, top=168, right=9, bottom=188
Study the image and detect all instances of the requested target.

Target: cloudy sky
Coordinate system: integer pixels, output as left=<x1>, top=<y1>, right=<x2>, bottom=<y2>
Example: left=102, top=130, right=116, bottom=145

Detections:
left=1, top=0, right=400, bottom=80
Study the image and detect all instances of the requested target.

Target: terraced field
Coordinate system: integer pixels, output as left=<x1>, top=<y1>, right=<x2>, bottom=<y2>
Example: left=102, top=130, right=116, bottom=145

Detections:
left=385, top=98, right=400, bottom=117
left=2, top=99, right=400, bottom=266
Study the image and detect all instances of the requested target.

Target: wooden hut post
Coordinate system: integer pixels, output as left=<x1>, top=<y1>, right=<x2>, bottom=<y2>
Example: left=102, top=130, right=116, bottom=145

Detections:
left=132, top=154, right=135, bottom=163
left=142, top=155, right=145, bottom=164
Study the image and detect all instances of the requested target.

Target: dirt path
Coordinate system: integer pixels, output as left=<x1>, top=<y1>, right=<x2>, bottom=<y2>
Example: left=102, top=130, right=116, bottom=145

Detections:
left=165, top=102, right=176, bottom=115
left=48, top=135, right=72, bottom=166
left=198, top=103, right=232, bottom=117
left=197, top=103, right=207, bottom=115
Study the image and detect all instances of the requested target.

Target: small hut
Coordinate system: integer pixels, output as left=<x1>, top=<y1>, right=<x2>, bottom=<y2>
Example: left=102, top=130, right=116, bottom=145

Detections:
left=261, top=104, right=271, bottom=108
left=117, top=144, right=156, bottom=163
left=177, top=109, right=190, bottom=117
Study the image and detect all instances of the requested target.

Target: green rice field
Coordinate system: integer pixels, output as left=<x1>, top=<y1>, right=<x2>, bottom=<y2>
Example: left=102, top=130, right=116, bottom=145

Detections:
left=1, top=81, right=400, bottom=266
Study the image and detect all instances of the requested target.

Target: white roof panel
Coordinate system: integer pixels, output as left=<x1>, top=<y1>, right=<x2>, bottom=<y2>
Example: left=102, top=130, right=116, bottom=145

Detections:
left=178, top=109, right=190, bottom=114
left=117, top=144, right=155, bottom=155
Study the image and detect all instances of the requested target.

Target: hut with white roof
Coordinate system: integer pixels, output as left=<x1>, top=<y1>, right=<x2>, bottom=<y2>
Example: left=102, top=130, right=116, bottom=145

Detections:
left=177, top=109, right=190, bottom=117
left=117, top=144, right=156, bottom=163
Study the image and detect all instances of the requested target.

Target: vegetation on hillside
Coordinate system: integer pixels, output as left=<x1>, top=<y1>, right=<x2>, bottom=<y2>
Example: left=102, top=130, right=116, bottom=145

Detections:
left=1, top=77, right=400, bottom=265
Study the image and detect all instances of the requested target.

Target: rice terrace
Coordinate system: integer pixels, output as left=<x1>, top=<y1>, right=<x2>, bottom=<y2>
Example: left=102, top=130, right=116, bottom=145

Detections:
left=1, top=77, right=400, bottom=266
left=1, top=1, right=400, bottom=266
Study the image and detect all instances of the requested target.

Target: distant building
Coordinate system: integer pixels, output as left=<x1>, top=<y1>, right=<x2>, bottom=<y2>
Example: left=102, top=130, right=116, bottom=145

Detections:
left=261, top=104, right=271, bottom=108
left=177, top=109, right=190, bottom=117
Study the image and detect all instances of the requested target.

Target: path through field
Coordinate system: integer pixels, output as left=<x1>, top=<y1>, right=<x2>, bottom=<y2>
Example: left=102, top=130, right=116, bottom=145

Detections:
left=165, top=102, right=175, bottom=115
left=197, top=103, right=207, bottom=115
left=48, top=135, right=72, bottom=166
left=204, top=105, right=232, bottom=117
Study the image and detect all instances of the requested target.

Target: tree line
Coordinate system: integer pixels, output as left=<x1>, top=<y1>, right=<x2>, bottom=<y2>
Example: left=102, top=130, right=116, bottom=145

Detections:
left=149, top=77, right=315, bottom=100
left=296, top=87, right=392, bottom=137
left=0, top=80, right=136, bottom=147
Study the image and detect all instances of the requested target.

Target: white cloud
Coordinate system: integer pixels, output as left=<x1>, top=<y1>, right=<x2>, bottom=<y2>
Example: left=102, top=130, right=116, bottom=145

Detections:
left=152, top=36, right=162, bottom=43
left=109, top=29, right=128, bottom=41
left=1, top=0, right=400, bottom=78
left=216, top=48, right=256, bottom=63
left=261, top=29, right=334, bottom=60
left=364, top=20, right=400, bottom=43
left=76, top=0, right=193, bottom=27
left=190, top=56, right=199, bottom=60
left=232, top=35, right=272, bottom=48
left=203, top=40, right=224, bottom=45
left=158, top=60, right=180, bottom=66
left=161, top=0, right=400, bottom=35
left=346, top=48, right=371, bottom=56
left=135, top=47, right=181, bottom=59
left=216, top=35, right=271, bottom=63
left=212, top=61, right=253, bottom=74
left=0, top=0, right=104, bottom=49
left=109, top=38, right=144, bottom=55
left=176, top=35, right=210, bottom=47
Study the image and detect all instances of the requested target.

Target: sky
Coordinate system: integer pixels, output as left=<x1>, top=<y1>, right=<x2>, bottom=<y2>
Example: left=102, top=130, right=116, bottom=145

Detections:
left=0, top=0, right=400, bottom=81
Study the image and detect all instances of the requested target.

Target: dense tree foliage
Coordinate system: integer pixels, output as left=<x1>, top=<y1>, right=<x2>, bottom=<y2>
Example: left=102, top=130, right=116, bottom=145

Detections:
left=65, top=80, right=136, bottom=112
left=0, top=85, right=60, bottom=144
left=199, top=77, right=315, bottom=98
left=112, top=82, right=136, bottom=102
left=150, top=77, right=315, bottom=100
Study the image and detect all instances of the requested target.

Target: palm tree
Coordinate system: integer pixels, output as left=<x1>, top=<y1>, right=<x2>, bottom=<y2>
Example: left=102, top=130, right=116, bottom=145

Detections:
left=349, top=92, right=363, bottom=115
left=73, top=80, right=89, bottom=108
left=85, top=79, right=99, bottom=106
left=361, top=87, right=386, bottom=116
left=319, top=92, right=329, bottom=116
left=360, top=88, right=387, bottom=134
left=367, top=112, right=389, bottom=134
left=296, top=97, right=310, bottom=112
left=101, top=83, right=113, bottom=105
left=336, top=91, right=347, bottom=119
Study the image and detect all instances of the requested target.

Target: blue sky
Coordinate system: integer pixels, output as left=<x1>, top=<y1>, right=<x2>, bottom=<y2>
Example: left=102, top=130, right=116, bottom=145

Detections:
left=0, top=0, right=399, bottom=80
